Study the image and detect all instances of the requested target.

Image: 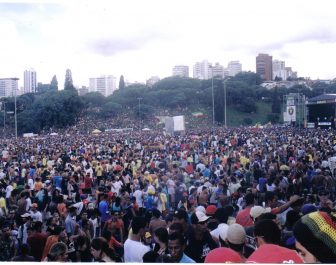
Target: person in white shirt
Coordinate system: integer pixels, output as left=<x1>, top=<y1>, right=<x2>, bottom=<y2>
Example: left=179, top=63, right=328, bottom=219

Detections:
left=124, top=216, right=150, bottom=262
left=29, top=203, right=43, bottom=222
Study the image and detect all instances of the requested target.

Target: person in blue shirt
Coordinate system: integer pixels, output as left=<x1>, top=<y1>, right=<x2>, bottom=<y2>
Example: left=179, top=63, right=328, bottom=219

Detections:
left=168, top=232, right=195, bottom=263
left=98, top=194, right=111, bottom=230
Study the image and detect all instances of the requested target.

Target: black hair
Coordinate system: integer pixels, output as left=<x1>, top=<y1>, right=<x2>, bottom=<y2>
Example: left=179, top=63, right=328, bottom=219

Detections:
left=168, top=232, right=185, bottom=246
left=154, top=227, right=168, bottom=245
left=254, top=219, right=281, bottom=245
left=131, top=216, right=147, bottom=234
left=143, top=250, right=159, bottom=263
left=91, top=237, right=117, bottom=261
left=169, top=222, right=184, bottom=235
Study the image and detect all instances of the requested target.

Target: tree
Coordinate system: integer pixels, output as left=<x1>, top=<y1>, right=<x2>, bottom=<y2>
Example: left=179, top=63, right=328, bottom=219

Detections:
left=50, top=75, right=58, bottom=90
left=64, top=69, right=75, bottom=91
left=119, top=75, right=125, bottom=90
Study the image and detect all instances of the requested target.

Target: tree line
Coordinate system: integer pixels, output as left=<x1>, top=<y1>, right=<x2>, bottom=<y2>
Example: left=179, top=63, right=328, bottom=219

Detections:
left=1, top=72, right=336, bottom=134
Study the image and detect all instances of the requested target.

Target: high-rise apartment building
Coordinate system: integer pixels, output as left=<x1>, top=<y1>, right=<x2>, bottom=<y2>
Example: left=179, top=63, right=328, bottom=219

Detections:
left=89, top=75, right=116, bottom=97
left=193, top=60, right=211, bottom=80
left=172, top=65, right=189, bottom=77
left=227, top=61, right=242, bottom=77
left=273, top=60, right=287, bottom=80
left=256, top=53, right=273, bottom=81
left=0, top=78, right=19, bottom=98
left=211, top=62, right=224, bottom=78
left=23, top=68, right=37, bottom=94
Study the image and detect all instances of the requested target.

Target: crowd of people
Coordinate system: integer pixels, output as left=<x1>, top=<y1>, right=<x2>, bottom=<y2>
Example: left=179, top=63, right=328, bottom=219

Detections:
left=0, top=123, right=336, bottom=263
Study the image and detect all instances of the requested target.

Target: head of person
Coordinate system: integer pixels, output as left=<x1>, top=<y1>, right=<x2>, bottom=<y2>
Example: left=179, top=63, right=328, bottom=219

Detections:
left=131, top=216, right=147, bottom=237
left=76, top=235, right=90, bottom=252
left=168, top=232, right=186, bottom=262
left=47, top=242, right=68, bottom=262
left=90, top=237, right=115, bottom=261
left=214, top=207, right=230, bottom=224
left=143, top=250, right=159, bottom=263
left=169, top=222, right=184, bottom=235
left=173, top=209, right=189, bottom=231
left=254, top=219, right=281, bottom=247
left=293, top=211, right=336, bottom=263
left=152, top=208, right=161, bottom=219
left=190, top=211, right=210, bottom=237
left=265, top=191, right=277, bottom=208
left=226, top=223, right=246, bottom=253
left=154, top=227, right=168, bottom=246
left=244, top=193, right=255, bottom=207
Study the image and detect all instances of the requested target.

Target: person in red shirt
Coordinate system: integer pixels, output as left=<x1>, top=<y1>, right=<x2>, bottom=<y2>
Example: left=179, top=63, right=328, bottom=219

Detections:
left=236, top=193, right=255, bottom=227
left=84, top=173, right=92, bottom=195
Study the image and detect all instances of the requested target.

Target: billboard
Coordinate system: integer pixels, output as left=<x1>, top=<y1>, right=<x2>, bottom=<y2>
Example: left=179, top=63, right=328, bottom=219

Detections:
left=165, top=115, right=185, bottom=133
left=173, top=115, right=185, bottom=131
left=284, top=106, right=296, bottom=122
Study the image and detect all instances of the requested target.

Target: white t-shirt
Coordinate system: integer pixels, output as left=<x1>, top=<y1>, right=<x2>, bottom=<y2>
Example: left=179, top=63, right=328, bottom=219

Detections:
left=6, top=185, right=13, bottom=199
left=124, top=239, right=150, bottom=262
left=133, top=190, right=143, bottom=207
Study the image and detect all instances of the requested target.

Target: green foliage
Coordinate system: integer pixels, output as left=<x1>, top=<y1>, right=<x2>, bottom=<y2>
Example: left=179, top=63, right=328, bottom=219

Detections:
left=243, top=117, right=253, bottom=125
left=50, top=75, right=58, bottom=90
left=64, top=69, right=76, bottom=91
left=267, top=113, right=280, bottom=123
left=118, top=75, right=125, bottom=90
left=230, top=71, right=263, bottom=86
left=83, top=92, right=106, bottom=107
left=101, top=102, right=122, bottom=118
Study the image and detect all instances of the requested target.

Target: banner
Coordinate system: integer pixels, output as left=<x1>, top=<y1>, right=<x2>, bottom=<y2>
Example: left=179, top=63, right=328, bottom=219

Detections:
left=284, top=106, right=296, bottom=122
left=173, top=115, right=185, bottom=131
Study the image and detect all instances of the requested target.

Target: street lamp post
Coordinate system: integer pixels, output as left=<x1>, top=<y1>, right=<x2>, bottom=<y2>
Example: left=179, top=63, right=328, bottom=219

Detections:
left=224, top=78, right=227, bottom=129
left=137, top=97, right=142, bottom=132
left=211, top=67, right=215, bottom=130
left=14, top=88, right=17, bottom=139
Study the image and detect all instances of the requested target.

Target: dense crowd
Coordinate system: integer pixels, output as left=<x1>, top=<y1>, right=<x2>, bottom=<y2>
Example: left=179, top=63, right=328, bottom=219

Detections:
left=0, top=124, right=336, bottom=263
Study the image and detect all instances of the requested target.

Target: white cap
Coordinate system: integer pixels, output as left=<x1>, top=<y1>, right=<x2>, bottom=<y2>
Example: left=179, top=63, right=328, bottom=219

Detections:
left=195, top=211, right=210, bottom=223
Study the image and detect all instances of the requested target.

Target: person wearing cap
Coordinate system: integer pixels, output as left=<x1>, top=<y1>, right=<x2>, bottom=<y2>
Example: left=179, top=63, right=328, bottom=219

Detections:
left=235, top=193, right=255, bottom=227
left=210, top=206, right=231, bottom=243
left=293, top=211, right=336, bottom=263
left=29, top=203, right=42, bottom=222
left=247, top=219, right=303, bottom=263
left=17, top=212, right=32, bottom=246
left=225, top=223, right=247, bottom=261
left=184, top=211, right=217, bottom=263
left=168, top=232, right=195, bottom=263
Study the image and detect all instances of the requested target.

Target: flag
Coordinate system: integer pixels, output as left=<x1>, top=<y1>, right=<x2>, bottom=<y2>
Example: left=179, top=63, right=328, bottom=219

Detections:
left=192, top=111, right=204, bottom=117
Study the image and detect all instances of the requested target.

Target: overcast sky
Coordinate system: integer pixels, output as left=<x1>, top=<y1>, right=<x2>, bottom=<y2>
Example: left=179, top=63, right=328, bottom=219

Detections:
left=0, top=0, right=335, bottom=88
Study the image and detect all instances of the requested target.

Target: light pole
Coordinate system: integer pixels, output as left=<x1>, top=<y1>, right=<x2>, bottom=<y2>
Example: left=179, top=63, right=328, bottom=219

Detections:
left=210, top=67, right=215, bottom=129
left=14, top=87, right=17, bottom=139
left=137, top=97, right=142, bottom=132
left=224, top=78, right=227, bottom=129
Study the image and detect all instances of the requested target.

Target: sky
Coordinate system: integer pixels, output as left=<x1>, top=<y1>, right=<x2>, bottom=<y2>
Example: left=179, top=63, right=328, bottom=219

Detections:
left=0, top=0, right=336, bottom=89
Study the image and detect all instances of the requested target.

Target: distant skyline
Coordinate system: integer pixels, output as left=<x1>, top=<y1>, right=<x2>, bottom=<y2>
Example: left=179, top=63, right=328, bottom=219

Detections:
left=0, top=0, right=335, bottom=88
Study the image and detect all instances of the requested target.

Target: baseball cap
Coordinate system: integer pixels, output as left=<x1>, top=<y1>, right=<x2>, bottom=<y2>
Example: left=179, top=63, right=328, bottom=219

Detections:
left=196, top=205, right=206, bottom=214
left=301, top=204, right=317, bottom=215
left=206, top=205, right=217, bottom=216
left=21, top=213, right=31, bottom=218
left=246, top=244, right=303, bottom=263
left=145, top=232, right=152, bottom=239
left=226, top=223, right=246, bottom=245
left=250, top=206, right=271, bottom=220
left=205, top=247, right=242, bottom=263
left=191, top=211, right=210, bottom=224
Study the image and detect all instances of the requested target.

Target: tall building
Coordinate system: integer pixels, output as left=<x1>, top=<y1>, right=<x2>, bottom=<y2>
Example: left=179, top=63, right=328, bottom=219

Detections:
left=285, top=67, right=297, bottom=79
left=172, top=65, right=189, bottom=77
left=227, top=61, right=242, bottom=77
left=89, top=75, right=116, bottom=97
left=256, top=53, right=273, bottom=81
left=193, top=60, right=211, bottom=80
left=211, top=62, right=224, bottom=78
left=272, top=60, right=287, bottom=80
left=23, top=68, right=37, bottom=94
left=0, top=78, right=19, bottom=98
